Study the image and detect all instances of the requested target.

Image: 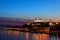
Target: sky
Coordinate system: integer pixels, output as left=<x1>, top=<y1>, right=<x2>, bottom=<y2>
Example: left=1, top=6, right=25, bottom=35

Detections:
left=0, top=0, right=60, bottom=19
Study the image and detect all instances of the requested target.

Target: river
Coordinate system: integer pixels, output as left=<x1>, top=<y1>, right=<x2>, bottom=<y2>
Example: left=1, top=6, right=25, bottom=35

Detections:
left=0, top=30, right=60, bottom=40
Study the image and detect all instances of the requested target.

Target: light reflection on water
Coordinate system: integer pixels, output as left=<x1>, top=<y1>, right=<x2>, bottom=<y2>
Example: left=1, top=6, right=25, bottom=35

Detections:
left=0, top=30, right=60, bottom=40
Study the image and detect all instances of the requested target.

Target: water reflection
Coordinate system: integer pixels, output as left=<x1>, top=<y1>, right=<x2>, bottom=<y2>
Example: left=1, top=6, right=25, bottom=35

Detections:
left=49, top=34, right=60, bottom=40
left=0, top=30, right=60, bottom=40
left=33, top=34, right=48, bottom=40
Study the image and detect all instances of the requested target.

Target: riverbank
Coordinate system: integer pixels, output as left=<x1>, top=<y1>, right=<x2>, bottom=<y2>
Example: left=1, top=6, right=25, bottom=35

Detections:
left=0, top=27, right=60, bottom=34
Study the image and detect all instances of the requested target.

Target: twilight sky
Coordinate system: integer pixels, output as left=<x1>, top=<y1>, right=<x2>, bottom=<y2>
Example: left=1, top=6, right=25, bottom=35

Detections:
left=0, top=0, right=60, bottom=19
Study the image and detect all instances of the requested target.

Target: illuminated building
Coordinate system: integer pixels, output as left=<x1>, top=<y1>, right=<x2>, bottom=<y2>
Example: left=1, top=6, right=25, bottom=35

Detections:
left=34, top=18, right=44, bottom=22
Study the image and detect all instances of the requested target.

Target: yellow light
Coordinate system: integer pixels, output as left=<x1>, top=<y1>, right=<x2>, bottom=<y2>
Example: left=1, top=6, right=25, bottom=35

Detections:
left=49, top=22, right=52, bottom=26
left=27, top=23, right=30, bottom=25
left=32, top=24, right=34, bottom=26
left=56, top=23, right=59, bottom=25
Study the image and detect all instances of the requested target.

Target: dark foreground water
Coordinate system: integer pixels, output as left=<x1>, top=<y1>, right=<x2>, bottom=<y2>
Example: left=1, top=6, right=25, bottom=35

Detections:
left=0, top=30, right=60, bottom=40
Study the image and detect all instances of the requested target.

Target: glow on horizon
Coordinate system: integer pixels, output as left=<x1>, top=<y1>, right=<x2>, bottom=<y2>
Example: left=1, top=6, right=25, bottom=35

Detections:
left=0, top=0, right=60, bottom=18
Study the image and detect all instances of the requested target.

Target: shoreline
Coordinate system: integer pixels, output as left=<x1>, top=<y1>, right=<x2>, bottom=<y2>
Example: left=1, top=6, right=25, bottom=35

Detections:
left=0, top=27, right=60, bottom=34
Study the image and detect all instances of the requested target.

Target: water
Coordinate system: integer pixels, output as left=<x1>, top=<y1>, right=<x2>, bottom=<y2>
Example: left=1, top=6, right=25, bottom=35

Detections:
left=0, top=30, right=60, bottom=40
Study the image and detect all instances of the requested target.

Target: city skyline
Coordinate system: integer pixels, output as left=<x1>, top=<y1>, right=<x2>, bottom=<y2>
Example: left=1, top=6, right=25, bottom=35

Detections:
left=0, top=17, right=60, bottom=22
